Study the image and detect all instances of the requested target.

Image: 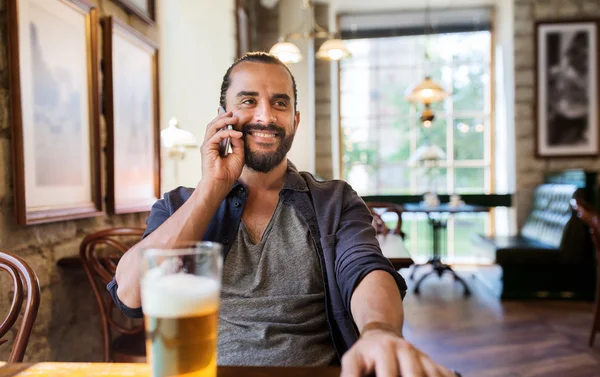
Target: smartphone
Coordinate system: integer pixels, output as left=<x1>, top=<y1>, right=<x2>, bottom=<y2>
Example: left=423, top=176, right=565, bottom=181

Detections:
left=218, top=107, right=233, bottom=158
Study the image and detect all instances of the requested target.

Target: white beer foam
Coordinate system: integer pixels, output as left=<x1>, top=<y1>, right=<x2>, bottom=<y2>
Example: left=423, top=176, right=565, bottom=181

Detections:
left=141, top=271, right=220, bottom=318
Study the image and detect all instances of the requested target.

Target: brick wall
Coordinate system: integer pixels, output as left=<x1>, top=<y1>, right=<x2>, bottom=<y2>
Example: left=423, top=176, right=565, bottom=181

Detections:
left=0, top=0, right=153, bottom=362
left=314, top=3, right=333, bottom=180
left=248, top=0, right=279, bottom=52
left=513, top=0, right=600, bottom=226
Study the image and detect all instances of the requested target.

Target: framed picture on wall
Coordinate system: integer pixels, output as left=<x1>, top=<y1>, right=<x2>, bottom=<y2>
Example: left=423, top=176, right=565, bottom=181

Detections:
left=7, top=0, right=103, bottom=225
left=103, top=17, right=160, bottom=214
left=112, top=0, right=155, bottom=25
left=536, top=20, right=599, bottom=157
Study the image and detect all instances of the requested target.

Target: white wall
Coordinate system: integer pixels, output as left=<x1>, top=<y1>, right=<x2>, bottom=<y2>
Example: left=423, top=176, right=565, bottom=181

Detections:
left=158, top=0, right=236, bottom=192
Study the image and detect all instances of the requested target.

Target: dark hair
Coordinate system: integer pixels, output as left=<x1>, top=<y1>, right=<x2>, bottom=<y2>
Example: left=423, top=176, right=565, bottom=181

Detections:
left=219, top=52, right=298, bottom=111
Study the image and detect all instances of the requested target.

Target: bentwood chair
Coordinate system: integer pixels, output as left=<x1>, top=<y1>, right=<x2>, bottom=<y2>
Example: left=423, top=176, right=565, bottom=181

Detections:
left=573, top=198, right=600, bottom=347
left=79, top=227, right=146, bottom=362
left=365, top=202, right=405, bottom=237
left=0, top=251, right=41, bottom=362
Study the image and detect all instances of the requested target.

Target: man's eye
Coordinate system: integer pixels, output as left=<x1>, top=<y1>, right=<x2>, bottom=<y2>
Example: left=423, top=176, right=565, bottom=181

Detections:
left=242, top=99, right=255, bottom=105
left=275, top=101, right=287, bottom=107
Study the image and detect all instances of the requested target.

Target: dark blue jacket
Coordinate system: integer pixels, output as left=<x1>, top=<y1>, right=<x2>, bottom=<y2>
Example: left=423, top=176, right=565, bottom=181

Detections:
left=107, top=162, right=407, bottom=360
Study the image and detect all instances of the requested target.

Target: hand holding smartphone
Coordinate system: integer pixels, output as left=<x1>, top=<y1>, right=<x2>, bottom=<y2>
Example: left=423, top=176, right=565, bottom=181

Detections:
left=218, top=107, right=233, bottom=158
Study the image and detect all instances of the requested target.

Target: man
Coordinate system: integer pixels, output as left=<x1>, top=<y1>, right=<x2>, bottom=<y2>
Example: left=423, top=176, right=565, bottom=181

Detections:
left=109, top=52, right=457, bottom=377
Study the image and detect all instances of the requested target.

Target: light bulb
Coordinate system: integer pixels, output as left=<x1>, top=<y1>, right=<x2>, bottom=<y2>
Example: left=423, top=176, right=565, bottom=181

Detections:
left=457, top=123, right=470, bottom=133
left=328, top=49, right=345, bottom=60
left=423, top=120, right=433, bottom=128
left=420, top=89, right=434, bottom=99
left=474, top=123, right=485, bottom=132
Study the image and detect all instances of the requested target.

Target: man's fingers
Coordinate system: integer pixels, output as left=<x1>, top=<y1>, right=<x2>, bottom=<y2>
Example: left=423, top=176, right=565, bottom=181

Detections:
left=204, top=111, right=230, bottom=137
left=205, top=116, right=239, bottom=138
left=340, top=351, right=369, bottom=377
left=230, top=134, right=244, bottom=154
left=202, top=130, right=243, bottom=152
left=374, top=347, right=400, bottom=377
left=397, top=344, right=425, bottom=377
left=418, top=353, right=445, bottom=377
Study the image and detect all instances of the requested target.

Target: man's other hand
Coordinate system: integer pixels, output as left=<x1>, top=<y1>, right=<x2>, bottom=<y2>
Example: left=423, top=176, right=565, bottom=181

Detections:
left=341, top=330, right=456, bottom=377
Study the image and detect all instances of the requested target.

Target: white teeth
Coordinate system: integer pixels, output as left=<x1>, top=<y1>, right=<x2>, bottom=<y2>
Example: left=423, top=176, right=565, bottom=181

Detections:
left=254, top=132, right=276, bottom=138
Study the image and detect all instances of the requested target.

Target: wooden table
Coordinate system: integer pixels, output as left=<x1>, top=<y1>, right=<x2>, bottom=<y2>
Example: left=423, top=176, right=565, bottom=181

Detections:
left=0, top=363, right=340, bottom=377
left=378, top=234, right=413, bottom=270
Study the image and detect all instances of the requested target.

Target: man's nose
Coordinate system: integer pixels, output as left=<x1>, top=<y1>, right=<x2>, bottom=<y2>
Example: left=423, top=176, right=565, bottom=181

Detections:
left=253, top=101, right=275, bottom=124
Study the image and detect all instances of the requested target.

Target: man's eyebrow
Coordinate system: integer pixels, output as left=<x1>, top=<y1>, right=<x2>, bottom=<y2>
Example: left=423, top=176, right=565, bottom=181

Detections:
left=236, top=91, right=259, bottom=97
left=272, top=93, right=291, bottom=102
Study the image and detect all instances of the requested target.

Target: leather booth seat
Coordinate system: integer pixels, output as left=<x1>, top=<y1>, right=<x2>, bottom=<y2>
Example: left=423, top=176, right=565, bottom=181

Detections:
left=473, top=183, right=595, bottom=299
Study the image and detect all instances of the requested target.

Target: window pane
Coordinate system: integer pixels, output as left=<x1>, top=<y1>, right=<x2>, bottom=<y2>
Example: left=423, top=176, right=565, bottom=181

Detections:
left=344, top=164, right=377, bottom=195
left=378, top=68, right=420, bottom=117
left=415, top=167, right=447, bottom=194
left=379, top=124, right=412, bottom=162
left=402, top=213, right=433, bottom=262
left=440, top=32, right=491, bottom=64
left=378, top=165, right=411, bottom=194
left=341, top=38, right=373, bottom=66
left=376, top=35, right=425, bottom=68
left=417, top=117, right=448, bottom=155
left=452, top=64, right=489, bottom=113
left=340, top=67, right=373, bottom=118
left=342, top=127, right=377, bottom=165
left=454, top=117, right=486, bottom=160
left=454, top=167, right=485, bottom=193
left=453, top=213, right=487, bottom=260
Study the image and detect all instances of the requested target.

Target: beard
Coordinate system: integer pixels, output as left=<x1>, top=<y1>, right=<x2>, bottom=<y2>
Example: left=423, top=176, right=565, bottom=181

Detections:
left=242, top=122, right=295, bottom=173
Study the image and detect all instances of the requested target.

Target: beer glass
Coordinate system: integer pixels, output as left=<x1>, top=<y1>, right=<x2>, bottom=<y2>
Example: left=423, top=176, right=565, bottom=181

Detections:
left=141, top=242, right=222, bottom=377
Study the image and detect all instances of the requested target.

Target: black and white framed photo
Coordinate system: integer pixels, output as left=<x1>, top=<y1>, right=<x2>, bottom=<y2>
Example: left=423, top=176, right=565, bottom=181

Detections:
left=536, top=20, right=599, bottom=157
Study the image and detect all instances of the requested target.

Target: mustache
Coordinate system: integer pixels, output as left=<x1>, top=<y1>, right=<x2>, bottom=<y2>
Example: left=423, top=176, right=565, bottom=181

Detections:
left=242, top=123, right=285, bottom=137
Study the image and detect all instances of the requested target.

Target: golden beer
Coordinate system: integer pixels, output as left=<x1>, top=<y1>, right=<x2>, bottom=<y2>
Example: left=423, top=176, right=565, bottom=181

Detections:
left=144, top=310, right=218, bottom=377
left=141, top=244, right=222, bottom=377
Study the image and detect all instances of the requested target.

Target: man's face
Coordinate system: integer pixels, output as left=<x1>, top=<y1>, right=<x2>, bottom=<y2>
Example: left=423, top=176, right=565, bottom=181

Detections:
left=225, top=62, right=300, bottom=173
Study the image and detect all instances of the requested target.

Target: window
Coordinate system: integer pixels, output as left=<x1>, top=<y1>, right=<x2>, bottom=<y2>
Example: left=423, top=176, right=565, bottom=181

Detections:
left=340, top=31, right=492, bottom=263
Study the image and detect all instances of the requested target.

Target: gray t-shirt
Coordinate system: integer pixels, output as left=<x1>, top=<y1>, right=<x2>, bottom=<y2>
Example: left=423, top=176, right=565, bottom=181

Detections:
left=217, top=199, right=337, bottom=366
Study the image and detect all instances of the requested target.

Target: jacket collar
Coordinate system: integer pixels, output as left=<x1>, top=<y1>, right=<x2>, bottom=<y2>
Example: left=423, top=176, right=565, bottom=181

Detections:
left=282, top=160, right=309, bottom=192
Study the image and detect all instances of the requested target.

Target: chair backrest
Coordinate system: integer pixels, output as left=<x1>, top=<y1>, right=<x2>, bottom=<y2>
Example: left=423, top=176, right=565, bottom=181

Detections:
left=365, top=202, right=405, bottom=237
left=521, top=184, right=581, bottom=248
left=574, top=198, right=600, bottom=252
left=79, top=227, right=145, bottom=362
left=0, top=251, right=41, bottom=362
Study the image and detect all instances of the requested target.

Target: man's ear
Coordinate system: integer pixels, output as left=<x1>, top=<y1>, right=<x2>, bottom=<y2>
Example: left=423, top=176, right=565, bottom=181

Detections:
left=294, top=111, right=301, bottom=130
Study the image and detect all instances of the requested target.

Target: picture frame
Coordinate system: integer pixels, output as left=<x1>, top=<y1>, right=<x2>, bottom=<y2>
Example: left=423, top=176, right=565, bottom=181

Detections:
left=535, top=19, right=599, bottom=157
left=7, top=0, right=103, bottom=225
left=111, top=0, right=155, bottom=25
left=103, top=17, right=160, bottom=214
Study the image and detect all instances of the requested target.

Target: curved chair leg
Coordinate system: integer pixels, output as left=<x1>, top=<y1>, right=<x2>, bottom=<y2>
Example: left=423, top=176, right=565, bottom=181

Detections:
left=590, top=305, right=600, bottom=347
left=451, top=270, right=472, bottom=297
left=414, top=270, right=436, bottom=295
